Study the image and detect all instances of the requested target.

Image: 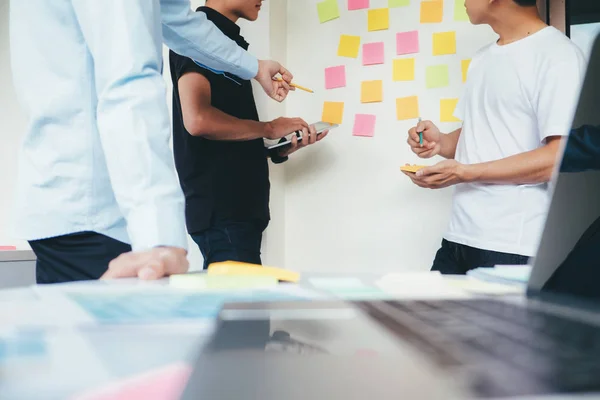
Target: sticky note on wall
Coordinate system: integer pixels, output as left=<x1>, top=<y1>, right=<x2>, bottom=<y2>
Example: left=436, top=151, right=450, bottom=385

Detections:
left=368, top=8, right=389, bottom=31
left=396, top=30, right=419, bottom=55
left=322, top=102, right=345, bottom=124
left=420, top=1, right=443, bottom=23
left=461, top=59, right=471, bottom=82
left=348, top=0, right=369, bottom=10
left=361, top=80, right=383, bottom=103
left=426, top=65, right=450, bottom=88
left=317, top=0, right=340, bottom=23
left=353, top=114, right=377, bottom=137
left=393, top=58, right=415, bottom=81
left=389, top=0, right=410, bottom=7
left=338, top=35, right=361, bottom=58
left=454, top=0, right=470, bottom=21
left=433, top=31, right=456, bottom=56
left=440, top=99, right=461, bottom=122
left=396, top=96, right=419, bottom=120
left=363, top=42, right=385, bottom=65
left=325, top=65, right=347, bottom=89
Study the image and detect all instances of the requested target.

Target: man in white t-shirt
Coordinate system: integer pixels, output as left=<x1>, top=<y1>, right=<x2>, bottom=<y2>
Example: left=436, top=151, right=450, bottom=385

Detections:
left=403, top=0, right=586, bottom=274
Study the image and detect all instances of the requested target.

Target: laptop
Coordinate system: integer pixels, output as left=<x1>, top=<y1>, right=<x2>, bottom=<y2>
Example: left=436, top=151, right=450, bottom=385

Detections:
left=181, top=36, right=600, bottom=399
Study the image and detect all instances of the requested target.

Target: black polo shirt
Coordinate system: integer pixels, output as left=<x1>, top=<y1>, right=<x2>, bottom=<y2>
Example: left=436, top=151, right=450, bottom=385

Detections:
left=170, top=6, right=270, bottom=234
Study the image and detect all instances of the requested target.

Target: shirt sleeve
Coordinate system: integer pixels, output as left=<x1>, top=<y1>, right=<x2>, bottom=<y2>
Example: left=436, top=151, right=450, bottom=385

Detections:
left=160, top=0, right=258, bottom=80
left=71, top=0, right=188, bottom=251
left=534, top=53, right=586, bottom=142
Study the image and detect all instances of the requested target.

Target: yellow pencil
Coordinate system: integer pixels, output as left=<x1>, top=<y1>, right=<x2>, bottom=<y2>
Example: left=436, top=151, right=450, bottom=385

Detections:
left=276, top=78, right=314, bottom=93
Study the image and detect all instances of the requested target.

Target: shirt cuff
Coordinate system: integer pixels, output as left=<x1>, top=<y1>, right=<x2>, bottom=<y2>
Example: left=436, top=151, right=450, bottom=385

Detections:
left=236, top=52, right=259, bottom=81
left=126, top=203, right=188, bottom=252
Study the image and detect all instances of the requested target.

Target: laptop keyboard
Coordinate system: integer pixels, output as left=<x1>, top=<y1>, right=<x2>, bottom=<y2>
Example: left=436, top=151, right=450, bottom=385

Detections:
left=357, top=299, right=600, bottom=398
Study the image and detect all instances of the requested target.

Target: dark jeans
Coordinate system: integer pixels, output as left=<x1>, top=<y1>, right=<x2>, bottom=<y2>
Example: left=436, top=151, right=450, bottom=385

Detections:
left=431, top=239, right=529, bottom=275
left=191, top=221, right=265, bottom=270
left=29, top=231, right=132, bottom=284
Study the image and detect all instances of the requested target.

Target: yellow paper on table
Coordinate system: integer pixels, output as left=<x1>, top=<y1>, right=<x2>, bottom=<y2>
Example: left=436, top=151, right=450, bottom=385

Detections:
left=420, top=0, right=443, bottom=23
left=393, top=58, right=415, bottom=81
left=322, top=101, right=345, bottom=124
left=368, top=8, right=389, bottom=31
left=208, top=261, right=300, bottom=283
left=433, top=31, right=456, bottom=56
left=461, top=59, right=471, bottom=83
left=440, top=98, right=461, bottom=122
left=400, top=165, right=427, bottom=173
left=396, top=96, right=419, bottom=120
left=337, top=35, right=361, bottom=58
left=361, top=80, right=383, bottom=103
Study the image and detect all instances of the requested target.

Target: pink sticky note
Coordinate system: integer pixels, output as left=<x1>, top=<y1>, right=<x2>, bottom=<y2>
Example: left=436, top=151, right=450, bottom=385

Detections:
left=324, top=65, right=346, bottom=89
left=348, top=0, right=369, bottom=10
left=353, top=114, right=376, bottom=137
left=72, top=364, right=192, bottom=400
left=0, top=246, right=17, bottom=251
left=396, top=30, right=419, bottom=55
left=362, top=42, right=385, bottom=66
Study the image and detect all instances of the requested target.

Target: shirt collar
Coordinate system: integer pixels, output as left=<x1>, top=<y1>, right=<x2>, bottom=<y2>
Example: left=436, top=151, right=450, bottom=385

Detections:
left=196, top=6, right=249, bottom=50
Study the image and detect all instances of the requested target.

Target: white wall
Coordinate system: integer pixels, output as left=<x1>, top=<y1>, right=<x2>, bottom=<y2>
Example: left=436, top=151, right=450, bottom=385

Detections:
left=282, top=0, right=497, bottom=273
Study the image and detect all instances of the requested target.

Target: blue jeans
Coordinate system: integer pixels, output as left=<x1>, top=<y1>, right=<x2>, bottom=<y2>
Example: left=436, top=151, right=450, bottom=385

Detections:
left=191, top=221, right=264, bottom=270
left=431, top=239, right=529, bottom=275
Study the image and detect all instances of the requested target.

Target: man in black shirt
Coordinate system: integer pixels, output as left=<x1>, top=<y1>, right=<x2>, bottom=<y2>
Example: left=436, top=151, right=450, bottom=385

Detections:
left=170, top=1, right=328, bottom=269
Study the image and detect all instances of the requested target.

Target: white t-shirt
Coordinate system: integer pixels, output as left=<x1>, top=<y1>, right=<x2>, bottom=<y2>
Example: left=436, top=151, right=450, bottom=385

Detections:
left=446, top=27, right=586, bottom=257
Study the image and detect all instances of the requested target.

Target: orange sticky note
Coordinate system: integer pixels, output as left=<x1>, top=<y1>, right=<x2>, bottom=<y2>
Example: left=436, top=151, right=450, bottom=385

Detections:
left=368, top=8, right=389, bottom=31
left=461, top=59, right=471, bottom=83
left=322, top=101, right=345, bottom=124
left=433, top=31, right=456, bottom=55
left=396, top=96, right=419, bottom=120
left=338, top=35, right=361, bottom=58
left=393, top=58, right=415, bottom=81
left=440, top=99, right=461, bottom=122
left=361, top=80, right=383, bottom=103
left=420, top=1, right=443, bottom=23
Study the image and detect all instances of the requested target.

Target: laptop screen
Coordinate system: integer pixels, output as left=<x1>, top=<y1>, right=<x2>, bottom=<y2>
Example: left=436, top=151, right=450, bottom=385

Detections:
left=527, top=34, right=600, bottom=303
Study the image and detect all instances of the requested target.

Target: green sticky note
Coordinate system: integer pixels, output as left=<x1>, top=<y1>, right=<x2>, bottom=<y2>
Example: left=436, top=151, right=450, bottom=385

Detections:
left=389, top=0, right=410, bottom=7
left=317, top=0, right=340, bottom=23
left=454, top=0, right=469, bottom=21
left=426, top=65, right=450, bottom=89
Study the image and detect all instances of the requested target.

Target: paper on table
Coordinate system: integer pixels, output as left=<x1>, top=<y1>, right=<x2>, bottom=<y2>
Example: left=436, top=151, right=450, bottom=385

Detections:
left=445, top=278, right=525, bottom=295
left=368, top=8, right=389, bottom=31
left=393, top=58, right=415, bottom=81
left=420, top=0, right=443, bottom=23
left=317, top=0, right=340, bottom=23
left=440, top=98, right=461, bottom=122
left=362, top=42, right=385, bottom=65
left=352, top=114, right=376, bottom=137
left=426, top=65, right=450, bottom=88
left=454, top=0, right=470, bottom=21
left=324, top=65, right=346, bottom=89
left=461, top=59, right=471, bottom=83
left=376, top=272, right=470, bottom=300
left=322, top=101, right=345, bottom=124
left=169, top=275, right=278, bottom=290
left=361, top=80, right=383, bottom=103
left=338, top=35, right=361, bottom=58
left=309, top=277, right=391, bottom=300
left=348, top=0, right=369, bottom=10
left=0, top=246, right=17, bottom=251
left=433, top=31, right=456, bottom=56
left=396, top=30, right=419, bottom=55
left=396, top=96, right=419, bottom=120
left=389, top=0, right=410, bottom=7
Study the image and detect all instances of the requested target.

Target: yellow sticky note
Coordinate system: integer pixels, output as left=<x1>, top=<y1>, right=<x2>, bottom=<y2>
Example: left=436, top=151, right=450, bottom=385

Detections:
left=433, top=31, right=456, bottom=56
left=368, top=8, right=389, bottom=32
left=400, top=165, right=427, bottom=173
left=322, top=101, right=345, bottom=124
left=338, top=35, right=361, bottom=58
left=393, top=58, right=415, bottom=81
left=420, top=0, right=443, bottom=23
left=361, top=80, right=383, bottom=103
left=461, top=59, right=471, bottom=83
left=440, top=99, right=461, bottom=122
left=396, top=96, right=419, bottom=121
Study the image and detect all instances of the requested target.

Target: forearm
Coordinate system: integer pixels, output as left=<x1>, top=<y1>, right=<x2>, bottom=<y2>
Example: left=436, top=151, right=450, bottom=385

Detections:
left=186, top=109, right=268, bottom=141
left=464, top=139, right=563, bottom=185
left=439, top=128, right=461, bottom=159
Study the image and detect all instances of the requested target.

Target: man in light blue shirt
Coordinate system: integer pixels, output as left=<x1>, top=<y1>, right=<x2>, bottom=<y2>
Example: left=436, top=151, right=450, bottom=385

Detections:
left=9, top=0, right=299, bottom=283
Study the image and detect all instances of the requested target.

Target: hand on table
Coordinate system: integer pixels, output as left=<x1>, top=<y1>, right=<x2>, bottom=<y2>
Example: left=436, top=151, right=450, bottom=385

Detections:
left=278, top=124, right=329, bottom=158
left=407, top=120, right=442, bottom=159
left=101, top=247, right=189, bottom=280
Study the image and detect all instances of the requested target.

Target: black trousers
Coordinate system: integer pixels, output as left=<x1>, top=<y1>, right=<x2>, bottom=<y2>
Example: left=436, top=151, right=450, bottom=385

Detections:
left=431, top=239, right=529, bottom=275
left=29, top=231, right=131, bottom=284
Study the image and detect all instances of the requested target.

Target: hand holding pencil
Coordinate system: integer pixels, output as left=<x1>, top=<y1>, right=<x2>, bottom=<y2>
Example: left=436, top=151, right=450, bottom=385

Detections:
left=407, top=119, right=442, bottom=159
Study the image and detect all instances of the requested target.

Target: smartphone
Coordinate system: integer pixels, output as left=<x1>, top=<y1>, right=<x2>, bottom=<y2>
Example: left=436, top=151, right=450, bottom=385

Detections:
left=266, top=121, right=338, bottom=151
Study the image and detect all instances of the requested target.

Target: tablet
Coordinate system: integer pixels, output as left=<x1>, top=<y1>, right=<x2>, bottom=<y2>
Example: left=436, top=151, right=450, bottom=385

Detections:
left=267, top=121, right=338, bottom=151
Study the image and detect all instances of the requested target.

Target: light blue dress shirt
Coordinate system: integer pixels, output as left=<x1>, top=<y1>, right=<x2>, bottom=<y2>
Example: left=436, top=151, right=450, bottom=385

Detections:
left=9, top=0, right=258, bottom=251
